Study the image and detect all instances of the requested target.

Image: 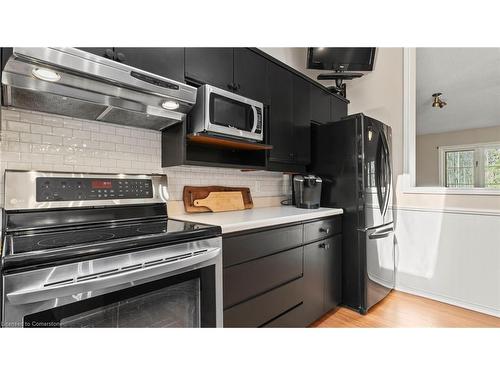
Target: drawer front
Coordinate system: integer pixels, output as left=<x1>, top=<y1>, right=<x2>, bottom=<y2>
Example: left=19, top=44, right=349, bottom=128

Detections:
left=224, top=277, right=304, bottom=328
left=303, top=216, right=342, bottom=243
left=223, top=247, right=303, bottom=308
left=223, top=224, right=303, bottom=267
left=263, top=303, right=307, bottom=328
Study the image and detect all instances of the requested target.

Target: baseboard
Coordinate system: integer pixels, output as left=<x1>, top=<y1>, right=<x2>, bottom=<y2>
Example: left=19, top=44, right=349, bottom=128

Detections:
left=395, top=284, right=500, bottom=318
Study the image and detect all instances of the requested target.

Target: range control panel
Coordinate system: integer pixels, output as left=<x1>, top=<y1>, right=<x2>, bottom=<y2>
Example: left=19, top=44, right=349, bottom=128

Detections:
left=36, top=177, right=153, bottom=202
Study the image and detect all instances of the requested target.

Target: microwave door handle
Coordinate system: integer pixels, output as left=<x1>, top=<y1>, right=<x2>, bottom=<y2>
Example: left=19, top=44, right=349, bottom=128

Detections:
left=6, top=247, right=221, bottom=305
left=251, top=105, right=258, bottom=133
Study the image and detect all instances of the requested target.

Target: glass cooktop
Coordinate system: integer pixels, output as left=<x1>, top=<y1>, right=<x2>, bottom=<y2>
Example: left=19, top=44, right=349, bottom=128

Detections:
left=9, top=219, right=218, bottom=255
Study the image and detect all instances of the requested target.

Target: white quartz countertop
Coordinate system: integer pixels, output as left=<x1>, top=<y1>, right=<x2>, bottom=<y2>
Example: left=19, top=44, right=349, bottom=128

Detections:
left=170, top=206, right=343, bottom=234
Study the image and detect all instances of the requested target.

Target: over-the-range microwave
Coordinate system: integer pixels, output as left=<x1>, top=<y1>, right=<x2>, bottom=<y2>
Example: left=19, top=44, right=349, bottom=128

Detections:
left=190, top=84, right=264, bottom=142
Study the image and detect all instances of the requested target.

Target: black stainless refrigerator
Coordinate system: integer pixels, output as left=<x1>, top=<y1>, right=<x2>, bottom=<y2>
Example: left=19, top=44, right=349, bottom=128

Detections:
left=311, top=113, right=395, bottom=314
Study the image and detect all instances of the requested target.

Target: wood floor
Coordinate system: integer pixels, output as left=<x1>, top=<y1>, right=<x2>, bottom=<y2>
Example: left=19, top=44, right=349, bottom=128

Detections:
left=312, top=291, right=500, bottom=328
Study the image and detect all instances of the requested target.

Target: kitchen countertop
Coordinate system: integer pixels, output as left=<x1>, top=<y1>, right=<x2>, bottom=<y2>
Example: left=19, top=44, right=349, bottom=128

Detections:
left=169, top=206, right=343, bottom=234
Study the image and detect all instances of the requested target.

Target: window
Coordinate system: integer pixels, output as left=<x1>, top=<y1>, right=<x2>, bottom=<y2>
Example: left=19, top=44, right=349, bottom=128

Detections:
left=439, top=143, right=500, bottom=188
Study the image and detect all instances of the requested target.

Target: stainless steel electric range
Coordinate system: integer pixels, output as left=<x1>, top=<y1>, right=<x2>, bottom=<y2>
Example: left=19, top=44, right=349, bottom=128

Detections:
left=1, top=170, right=223, bottom=328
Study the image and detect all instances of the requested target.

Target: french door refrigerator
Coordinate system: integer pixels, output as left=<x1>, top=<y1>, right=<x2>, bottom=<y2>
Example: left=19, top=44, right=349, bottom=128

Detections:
left=311, top=113, right=395, bottom=314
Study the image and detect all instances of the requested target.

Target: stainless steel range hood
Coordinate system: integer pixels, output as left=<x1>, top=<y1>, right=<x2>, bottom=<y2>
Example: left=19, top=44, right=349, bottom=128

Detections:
left=1, top=47, right=197, bottom=130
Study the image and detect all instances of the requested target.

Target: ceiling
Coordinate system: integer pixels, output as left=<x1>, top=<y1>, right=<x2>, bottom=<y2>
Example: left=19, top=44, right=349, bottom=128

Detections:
left=416, top=48, right=500, bottom=135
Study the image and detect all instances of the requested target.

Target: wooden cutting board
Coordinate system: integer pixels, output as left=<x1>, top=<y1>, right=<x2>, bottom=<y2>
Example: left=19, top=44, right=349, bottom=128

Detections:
left=193, top=191, right=245, bottom=212
left=183, top=186, right=253, bottom=213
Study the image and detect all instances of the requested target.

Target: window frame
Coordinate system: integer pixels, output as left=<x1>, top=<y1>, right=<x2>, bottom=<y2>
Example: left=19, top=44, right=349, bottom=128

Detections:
left=438, top=142, right=500, bottom=188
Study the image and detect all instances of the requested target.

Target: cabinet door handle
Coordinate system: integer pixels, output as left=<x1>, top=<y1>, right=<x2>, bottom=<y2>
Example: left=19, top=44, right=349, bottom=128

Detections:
left=319, top=227, right=330, bottom=234
left=104, top=48, right=115, bottom=59
left=116, top=52, right=126, bottom=63
left=319, top=243, right=330, bottom=250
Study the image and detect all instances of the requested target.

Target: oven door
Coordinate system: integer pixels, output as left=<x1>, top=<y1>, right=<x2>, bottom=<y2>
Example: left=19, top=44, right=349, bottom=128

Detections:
left=2, top=238, right=222, bottom=328
left=205, top=85, right=263, bottom=141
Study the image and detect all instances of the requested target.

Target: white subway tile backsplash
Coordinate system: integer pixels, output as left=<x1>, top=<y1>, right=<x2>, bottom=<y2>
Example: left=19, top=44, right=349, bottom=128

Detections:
left=123, top=136, right=138, bottom=145
left=1, top=109, right=20, bottom=121
left=2, top=151, right=21, bottom=162
left=43, top=154, right=64, bottom=164
left=99, top=124, right=116, bottom=135
left=5, top=161, right=31, bottom=170
left=31, top=124, right=53, bottom=134
left=0, top=107, right=287, bottom=206
left=2, top=131, right=20, bottom=142
left=115, top=127, right=131, bottom=137
left=72, top=130, right=91, bottom=140
left=63, top=118, right=83, bottom=129
left=43, top=116, right=64, bottom=127
left=101, top=158, right=117, bottom=168
left=52, top=127, right=73, bottom=137
left=7, top=121, right=31, bottom=132
left=42, top=134, right=63, bottom=145
left=116, top=159, right=132, bottom=169
left=99, top=141, right=115, bottom=151
left=19, top=112, right=42, bottom=124
left=20, top=133, right=41, bottom=143
left=83, top=121, right=100, bottom=132
left=21, top=153, right=43, bottom=162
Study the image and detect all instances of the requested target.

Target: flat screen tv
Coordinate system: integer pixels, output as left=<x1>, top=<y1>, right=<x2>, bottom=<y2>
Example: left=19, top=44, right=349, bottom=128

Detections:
left=307, top=48, right=376, bottom=71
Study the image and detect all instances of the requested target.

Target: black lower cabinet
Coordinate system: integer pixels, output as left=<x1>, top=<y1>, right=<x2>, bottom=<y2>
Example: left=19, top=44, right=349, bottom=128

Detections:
left=324, top=235, right=342, bottom=311
left=303, top=235, right=342, bottom=324
left=303, top=241, right=325, bottom=323
left=222, top=215, right=342, bottom=327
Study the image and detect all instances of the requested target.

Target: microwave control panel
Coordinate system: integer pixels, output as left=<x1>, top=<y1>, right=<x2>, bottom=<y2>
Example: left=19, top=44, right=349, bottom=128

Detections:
left=36, top=177, right=153, bottom=201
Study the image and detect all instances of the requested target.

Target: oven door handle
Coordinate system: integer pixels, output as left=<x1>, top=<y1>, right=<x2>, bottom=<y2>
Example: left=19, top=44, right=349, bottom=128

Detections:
left=6, top=247, right=221, bottom=305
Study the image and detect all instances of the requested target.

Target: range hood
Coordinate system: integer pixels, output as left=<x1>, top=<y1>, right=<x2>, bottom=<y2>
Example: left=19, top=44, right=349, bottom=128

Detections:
left=1, top=47, right=197, bottom=130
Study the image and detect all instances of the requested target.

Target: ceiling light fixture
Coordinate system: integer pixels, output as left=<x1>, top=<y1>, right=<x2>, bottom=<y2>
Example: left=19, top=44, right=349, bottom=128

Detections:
left=32, top=67, right=61, bottom=82
left=162, top=100, right=179, bottom=110
left=432, top=92, right=447, bottom=109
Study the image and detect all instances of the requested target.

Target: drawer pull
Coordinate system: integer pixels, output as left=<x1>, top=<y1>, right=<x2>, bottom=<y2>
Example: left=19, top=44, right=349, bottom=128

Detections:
left=319, top=227, right=330, bottom=234
left=319, top=243, right=330, bottom=250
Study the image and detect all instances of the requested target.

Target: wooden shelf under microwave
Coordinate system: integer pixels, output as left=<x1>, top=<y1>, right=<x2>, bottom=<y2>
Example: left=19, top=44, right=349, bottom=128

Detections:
left=186, top=133, right=273, bottom=151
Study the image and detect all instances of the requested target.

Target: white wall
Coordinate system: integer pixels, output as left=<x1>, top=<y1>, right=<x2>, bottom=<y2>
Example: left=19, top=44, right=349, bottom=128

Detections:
left=347, top=48, right=500, bottom=317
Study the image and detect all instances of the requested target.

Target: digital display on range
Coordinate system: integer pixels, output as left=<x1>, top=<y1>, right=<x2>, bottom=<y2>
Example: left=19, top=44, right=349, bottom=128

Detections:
left=91, top=180, right=112, bottom=189
left=36, top=177, right=153, bottom=202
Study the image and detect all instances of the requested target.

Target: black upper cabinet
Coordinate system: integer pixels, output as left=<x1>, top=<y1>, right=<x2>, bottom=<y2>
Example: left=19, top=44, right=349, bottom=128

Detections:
left=267, top=62, right=294, bottom=164
left=233, top=48, right=268, bottom=104
left=78, top=48, right=185, bottom=82
left=310, top=84, right=331, bottom=124
left=331, top=95, right=348, bottom=122
left=113, top=48, right=184, bottom=82
left=185, top=48, right=268, bottom=103
left=267, top=62, right=311, bottom=168
left=293, top=76, right=311, bottom=164
left=185, top=48, right=234, bottom=89
left=1, top=48, right=13, bottom=70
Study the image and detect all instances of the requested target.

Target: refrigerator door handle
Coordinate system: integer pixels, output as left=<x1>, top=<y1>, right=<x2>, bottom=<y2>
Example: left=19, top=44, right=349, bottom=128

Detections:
left=380, top=130, right=392, bottom=218
left=375, top=135, right=385, bottom=216
left=368, top=223, right=394, bottom=240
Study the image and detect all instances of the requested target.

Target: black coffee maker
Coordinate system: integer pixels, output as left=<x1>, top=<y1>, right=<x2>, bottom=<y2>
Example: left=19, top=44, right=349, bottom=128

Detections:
left=292, top=174, right=322, bottom=209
